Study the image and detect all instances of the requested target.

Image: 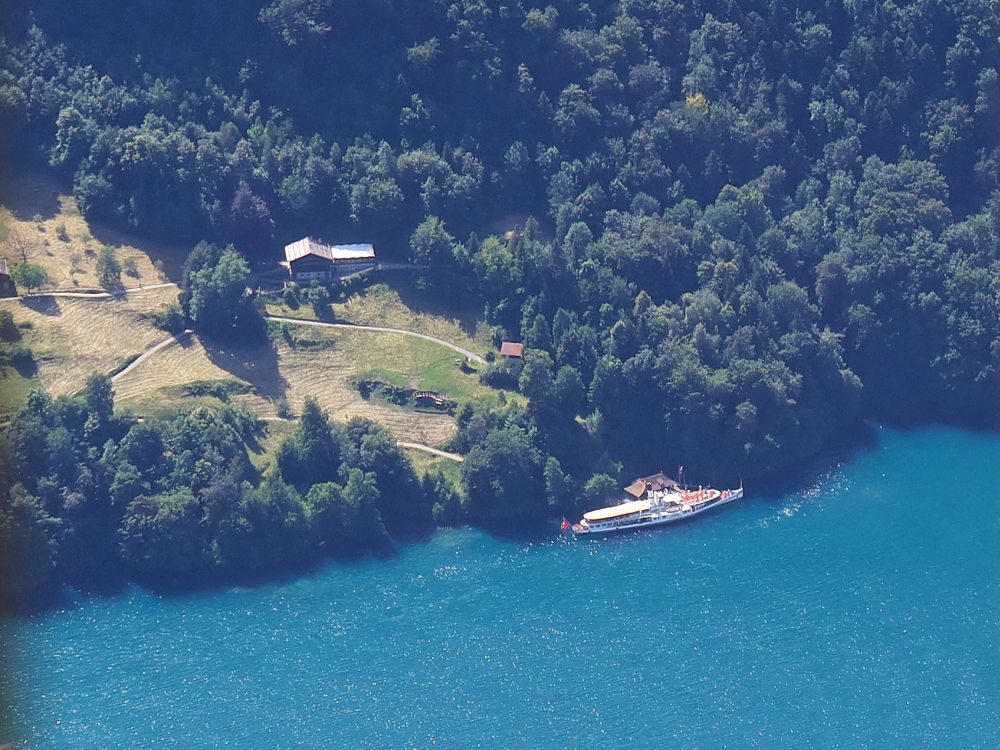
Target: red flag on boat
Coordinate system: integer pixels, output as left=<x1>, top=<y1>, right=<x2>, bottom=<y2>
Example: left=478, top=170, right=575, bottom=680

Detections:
left=560, top=517, right=571, bottom=531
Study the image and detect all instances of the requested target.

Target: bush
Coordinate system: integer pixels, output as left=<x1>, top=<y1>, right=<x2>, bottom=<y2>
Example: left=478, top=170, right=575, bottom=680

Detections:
left=123, top=257, right=139, bottom=277
left=153, top=303, right=186, bottom=333
left=97, top=245, right=122, bottom=288
left=427, top=473, right=464, bottom=526
left=0, top=310, right=18, bottom=341
left=276, top=397, right=291, bottom=419
left=305, top=283, right=331, bottom=319
left=183, top=379, right=251, bottom=402
left=282, top=284, right=300, bottom=309
left=480, top=361, right=520, bottom=389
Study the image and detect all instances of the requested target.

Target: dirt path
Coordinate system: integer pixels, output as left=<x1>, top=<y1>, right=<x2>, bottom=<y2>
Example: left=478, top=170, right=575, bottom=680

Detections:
left=0, top=282, right=177, bottom=302
left=266, top=315, right=487, bottom=364
left=8, top=284, right=471, bottom=460
left=111, top=330, right=191, bottom=383
left=260, top=418, right=463, bottom=461
left=397, top=442, right=465, bottom=462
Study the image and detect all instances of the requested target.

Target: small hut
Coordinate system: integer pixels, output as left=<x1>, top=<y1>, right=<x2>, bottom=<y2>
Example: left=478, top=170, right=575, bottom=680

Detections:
left=499, top=341, right=524, bottom=360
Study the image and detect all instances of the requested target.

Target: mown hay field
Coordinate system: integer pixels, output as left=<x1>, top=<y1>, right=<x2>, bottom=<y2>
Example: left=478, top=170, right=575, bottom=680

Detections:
left=113, top=336, right=242, bottom=404
left=111, top=324, right=505, bottom=447
left=271, top=327, right=473, bottom=446
left=332, top=277, right=488, bottom=352
left=2, top=290, right=490, bottom=446
left=1, top=285, right=179, bottom=403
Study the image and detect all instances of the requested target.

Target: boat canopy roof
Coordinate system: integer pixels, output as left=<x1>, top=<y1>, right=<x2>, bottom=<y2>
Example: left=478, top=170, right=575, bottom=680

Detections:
left=583, top=499, right=651, bottom=521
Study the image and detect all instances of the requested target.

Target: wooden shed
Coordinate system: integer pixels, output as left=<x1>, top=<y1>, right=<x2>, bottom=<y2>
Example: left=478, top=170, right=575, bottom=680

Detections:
left=499, top=341, right=524, bottom=359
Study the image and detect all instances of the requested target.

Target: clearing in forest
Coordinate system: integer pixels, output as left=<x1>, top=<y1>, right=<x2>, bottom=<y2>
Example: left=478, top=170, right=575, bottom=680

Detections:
left=113, top=322, right=510, bottom=447
left=0, top=171, right=187, bottom=290
left=266, top=271, right=489, bottom=354
left=1, top=176, right=504, bottom=448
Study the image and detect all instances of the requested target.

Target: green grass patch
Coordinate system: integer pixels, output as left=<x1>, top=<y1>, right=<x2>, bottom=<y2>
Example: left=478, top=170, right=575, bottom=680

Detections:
left=0, top=367, right=40, bottom=427
left=248, top=418, right=297, bottom=473
left=264, top=302, right=319, bottom=322
left=360, top=368, right=411, bottom=390
left=403, top=447, right=464, bottom=490
left=344, top=331, right=497, bottom=405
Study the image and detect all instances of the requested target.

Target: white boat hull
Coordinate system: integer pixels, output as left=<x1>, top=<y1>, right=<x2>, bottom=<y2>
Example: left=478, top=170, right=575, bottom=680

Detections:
left=572, top=488, right=744, bottom=535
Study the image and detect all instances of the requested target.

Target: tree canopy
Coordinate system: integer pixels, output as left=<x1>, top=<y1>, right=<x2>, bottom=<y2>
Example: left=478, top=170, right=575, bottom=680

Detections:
left=1, top=0, right=998, bottom=600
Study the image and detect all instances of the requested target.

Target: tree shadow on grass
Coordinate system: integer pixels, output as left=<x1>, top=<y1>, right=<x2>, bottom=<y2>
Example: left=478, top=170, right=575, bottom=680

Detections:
left=200, top=330, right=288, bottom=407
left=373, top=269, right=484, bottom=337
left=0, top=164, right=62, bottom=221
left=12, top=353, right=38, bottom=378
left=88, top=221, right=191, bottom=283
left=19, top=296, right=62, bottom=317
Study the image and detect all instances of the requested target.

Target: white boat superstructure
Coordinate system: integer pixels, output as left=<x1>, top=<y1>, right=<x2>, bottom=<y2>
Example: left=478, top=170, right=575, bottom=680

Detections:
left=570, top=485, right=744, bottom=535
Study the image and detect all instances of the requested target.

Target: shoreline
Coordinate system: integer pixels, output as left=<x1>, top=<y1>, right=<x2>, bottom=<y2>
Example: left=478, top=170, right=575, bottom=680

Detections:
left=4, top=420, right=992, bottom=618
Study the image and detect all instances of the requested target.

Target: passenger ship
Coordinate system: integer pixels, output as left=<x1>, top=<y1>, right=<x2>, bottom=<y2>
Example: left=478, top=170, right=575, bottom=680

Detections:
left=569, top=474, right=744, bottom=535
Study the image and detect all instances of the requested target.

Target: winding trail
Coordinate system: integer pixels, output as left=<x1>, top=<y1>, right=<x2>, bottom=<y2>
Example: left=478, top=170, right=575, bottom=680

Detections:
left=9, top=281, right=471, bottom=460
left=111, top=330, right=191, bottom=383
left=113, top=325, right=469, bottom=462
left=266, top=315, right=487, bottom=364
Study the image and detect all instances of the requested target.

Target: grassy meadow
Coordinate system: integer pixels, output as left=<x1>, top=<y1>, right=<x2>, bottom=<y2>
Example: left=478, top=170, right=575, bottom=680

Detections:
left=403, top=446, right=464, bottom=484
left=266, top=272, right=491, bottom=353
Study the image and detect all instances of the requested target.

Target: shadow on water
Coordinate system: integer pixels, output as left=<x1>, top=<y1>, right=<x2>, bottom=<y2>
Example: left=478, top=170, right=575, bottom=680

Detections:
left=1, top=570, right=130, bottom=619
left=473, top=518, right=559, bottom=546
left=2, top=587, right=77, bottom=618
left=878, top=412, right=1000, bottom=436
left=0, top=423, right=925, bottom=618
left=749, top=422, right=880, bottom=504
left=2, top=543, right=404, bottom=617
left=385, top=521, right=437, bottom=546
left=129, top=541, right=401, bottom=601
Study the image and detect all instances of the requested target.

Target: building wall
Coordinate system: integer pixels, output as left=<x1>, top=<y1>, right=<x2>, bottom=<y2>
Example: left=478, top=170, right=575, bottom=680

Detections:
left=289, top=258, right=375, bottom=282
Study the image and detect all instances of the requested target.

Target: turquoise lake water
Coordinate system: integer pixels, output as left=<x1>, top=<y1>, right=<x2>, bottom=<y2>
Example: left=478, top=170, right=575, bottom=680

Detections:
left=2, top=425, right=998, bottom=748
